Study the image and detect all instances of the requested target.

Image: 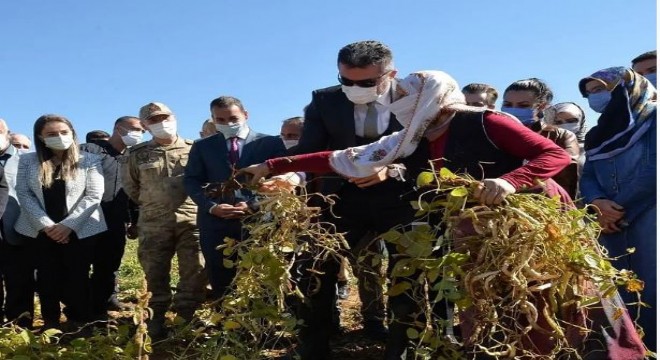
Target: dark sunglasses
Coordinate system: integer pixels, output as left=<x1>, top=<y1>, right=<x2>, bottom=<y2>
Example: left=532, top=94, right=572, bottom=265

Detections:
left=338, top=71, right=389, bottom=88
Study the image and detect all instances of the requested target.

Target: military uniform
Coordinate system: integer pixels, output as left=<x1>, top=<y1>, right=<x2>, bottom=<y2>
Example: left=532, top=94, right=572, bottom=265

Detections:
left=122, top=136, right=205, bottom=318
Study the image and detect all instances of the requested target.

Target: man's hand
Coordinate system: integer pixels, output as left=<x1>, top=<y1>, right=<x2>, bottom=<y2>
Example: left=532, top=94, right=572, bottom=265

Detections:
left=237, top=163, right=271, bottom=185
left=473, top=178, right=516, bottom=205
left=591, top=199, right=625, bottom=223
left=44, top=224, right=73, bottom=244
left=211, top=202, right=249, bottom=219
left=347, top=167, right=388, bottom=188
left=599, top=219, right=622, bottom=234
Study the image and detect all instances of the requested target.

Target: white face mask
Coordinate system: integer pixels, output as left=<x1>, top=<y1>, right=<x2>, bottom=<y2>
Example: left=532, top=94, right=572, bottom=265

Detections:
left=557, top=122, right=580, bottom=134
left=0, top=135, right=8, bottom=152
left=282, top=139, right=299, bottom=149
left=148, top=120, right=177, bottom=139
left=216, top=122, right=248, bottom=139
left=44, top=134, right=74, bottom=150
left=342, top=85, right=380, bottom=104
left=121, top=131, right=144, bottom=146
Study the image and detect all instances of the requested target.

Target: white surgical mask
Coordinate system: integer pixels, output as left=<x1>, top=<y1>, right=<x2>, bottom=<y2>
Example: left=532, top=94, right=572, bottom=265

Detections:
left=216, top=122, right=247, bottom=138
left=557, top=122, right=580, bottom=134
left=282, top=139, right=299, bottom=149
left=342, top=85, right=380, bottom=104
left=121, top=130, right=143, bottom=146
left=44, top=134, right=74, bottom=150
left=0, top=135, right=8, bottom=152
left=148, top=120, right=177, bottom=139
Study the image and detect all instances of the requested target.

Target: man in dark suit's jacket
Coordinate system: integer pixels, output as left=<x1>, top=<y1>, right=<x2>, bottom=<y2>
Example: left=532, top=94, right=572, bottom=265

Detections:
left=184, top=96, right=287, bottom=300
left=290, top=40, right=419, bottom=360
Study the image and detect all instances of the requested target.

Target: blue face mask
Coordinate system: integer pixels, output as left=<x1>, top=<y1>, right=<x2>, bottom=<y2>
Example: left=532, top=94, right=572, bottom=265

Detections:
left=644, top=73, right=657, bottom=88
left=501, top=107, right=536, bottom=125
left=587, top=91, right=612, bottom=113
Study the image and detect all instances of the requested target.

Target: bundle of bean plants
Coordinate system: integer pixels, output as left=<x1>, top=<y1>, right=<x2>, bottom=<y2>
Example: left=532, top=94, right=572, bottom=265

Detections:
left=379, top=167, right=643, bottom=360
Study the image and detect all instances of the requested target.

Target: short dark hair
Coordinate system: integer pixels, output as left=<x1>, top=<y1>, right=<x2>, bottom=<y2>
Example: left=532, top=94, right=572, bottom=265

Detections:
left=462, top=83, right=499, bottom=106
left=209, top=96, right=246, bottom=112
left=114, top=116, right=139, bottom=125
left=631, top=50, right=657, bottom=65
left=504, top=78, right=554, bottom=104
left=337, top=40, right=393, bottom=69
left=86, top=130, right=110, bottom=143
left=282, top=116, right=304, bottom=128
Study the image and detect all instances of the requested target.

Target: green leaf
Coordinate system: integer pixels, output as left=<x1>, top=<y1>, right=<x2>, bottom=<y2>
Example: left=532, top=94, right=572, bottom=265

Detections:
left=386, top=281, right=412, bottom=296
left=223, top=259, right=234, bottom=268
left=380, top=230, right=402, bottom=243
left=223, top=320, right=241, bottom=330
left=220, top=356, right=238, bottom=360
left=19, top=329, right=31, bottom=344
left=406, top=327, right=420, bottom=339
left=449, top=187, right=469, bottom=197
left=416, top=171, right=435, bottom=188
left=439, top=167, right=457, bottom=179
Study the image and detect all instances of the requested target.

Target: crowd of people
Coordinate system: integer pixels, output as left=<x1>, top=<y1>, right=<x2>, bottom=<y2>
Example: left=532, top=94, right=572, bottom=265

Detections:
left=0, top=40, right=655, bottom=359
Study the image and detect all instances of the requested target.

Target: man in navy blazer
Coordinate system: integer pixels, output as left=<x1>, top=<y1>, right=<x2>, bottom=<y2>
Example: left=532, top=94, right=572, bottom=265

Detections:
left=184, top=96, right=287, bottom=300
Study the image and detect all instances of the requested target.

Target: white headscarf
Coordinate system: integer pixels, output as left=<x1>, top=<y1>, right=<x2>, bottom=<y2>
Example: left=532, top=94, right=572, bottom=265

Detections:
left=329, top=70, right=473, bottom=178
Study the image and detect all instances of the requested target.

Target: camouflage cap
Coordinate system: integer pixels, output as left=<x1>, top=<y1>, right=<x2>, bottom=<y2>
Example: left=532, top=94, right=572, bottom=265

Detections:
left=139, top=102, right=173, bottom=121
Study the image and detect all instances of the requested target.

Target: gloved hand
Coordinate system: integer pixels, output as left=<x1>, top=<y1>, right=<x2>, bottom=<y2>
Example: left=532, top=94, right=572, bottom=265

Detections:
left=473, top=178, right=516, bottom=205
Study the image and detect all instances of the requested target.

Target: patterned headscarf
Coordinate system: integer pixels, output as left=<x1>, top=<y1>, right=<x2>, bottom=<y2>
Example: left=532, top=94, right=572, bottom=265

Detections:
left=544, top=102, right=587, bottom=142
left=578, top=67, right=656, bottom=161
left=329, top=70, right=472, bottom=178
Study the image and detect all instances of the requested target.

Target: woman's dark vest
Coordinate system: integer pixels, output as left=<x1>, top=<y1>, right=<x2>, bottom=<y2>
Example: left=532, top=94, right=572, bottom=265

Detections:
left=443, top=111, right=523, bottom=179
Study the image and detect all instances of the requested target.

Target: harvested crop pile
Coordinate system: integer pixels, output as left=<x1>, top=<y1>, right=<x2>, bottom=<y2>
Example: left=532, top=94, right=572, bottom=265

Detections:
left=380, top=168, right=645, bottom=360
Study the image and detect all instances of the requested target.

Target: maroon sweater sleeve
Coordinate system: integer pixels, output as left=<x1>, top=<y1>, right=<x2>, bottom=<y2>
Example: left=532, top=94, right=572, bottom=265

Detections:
left=266, top=151, right=334, bottom=174
left=483, top=112, right=571, bottom=190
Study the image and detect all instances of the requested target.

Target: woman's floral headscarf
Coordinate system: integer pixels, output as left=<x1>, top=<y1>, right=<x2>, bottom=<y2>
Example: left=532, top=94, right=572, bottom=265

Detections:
left=328, top=70, right=472, bottom=178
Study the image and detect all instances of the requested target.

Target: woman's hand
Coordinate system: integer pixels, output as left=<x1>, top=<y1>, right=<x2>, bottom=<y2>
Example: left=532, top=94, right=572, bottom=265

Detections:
left=44, top=224, right=73, bottom=244
left=474, top=178, right=516, bottom=205
left=237, top=163, right=271, bottom=185
left=347, top=167, right=388, bottom=188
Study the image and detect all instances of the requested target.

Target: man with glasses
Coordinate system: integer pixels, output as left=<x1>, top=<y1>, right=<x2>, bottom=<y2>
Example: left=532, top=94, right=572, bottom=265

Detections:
left=288, top=40, right=417, bottom=360
left=80, top=116, right=144, bottom=318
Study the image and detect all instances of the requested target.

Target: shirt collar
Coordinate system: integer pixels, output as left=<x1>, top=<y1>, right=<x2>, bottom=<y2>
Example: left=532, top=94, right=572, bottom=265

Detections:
left=0, top=144, right=16, bottom=159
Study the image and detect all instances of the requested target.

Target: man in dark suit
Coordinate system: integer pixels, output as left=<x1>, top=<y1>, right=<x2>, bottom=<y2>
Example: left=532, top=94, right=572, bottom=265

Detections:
left=184, top=96, right=287, bottom=300
left=80, top=116, right=144, bottom=317
left=0, top=120, right=31, bottom=328
left=290, top=40, right=418, bottom=360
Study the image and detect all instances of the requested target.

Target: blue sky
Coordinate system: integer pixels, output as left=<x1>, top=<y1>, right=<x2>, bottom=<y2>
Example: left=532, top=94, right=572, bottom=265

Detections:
left=1, top=0, right=656, bottom=143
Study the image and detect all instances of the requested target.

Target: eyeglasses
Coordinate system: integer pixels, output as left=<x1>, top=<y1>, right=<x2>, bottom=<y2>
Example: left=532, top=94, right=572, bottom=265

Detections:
left=337, top=71, right=390, bottom=88
left=12, top=143, right=29, bottom=150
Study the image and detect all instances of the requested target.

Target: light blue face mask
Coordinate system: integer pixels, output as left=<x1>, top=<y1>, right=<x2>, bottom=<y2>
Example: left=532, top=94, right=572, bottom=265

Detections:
left=644, top=73, right=657, bottom=88
left=501, top=107, right=536, bottom=125
left=587, top=91, right=612, bottom=113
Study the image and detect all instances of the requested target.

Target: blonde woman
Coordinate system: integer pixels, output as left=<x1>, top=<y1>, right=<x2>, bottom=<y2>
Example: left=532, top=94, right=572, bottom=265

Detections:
left=14, top=115, right=106, bottom=330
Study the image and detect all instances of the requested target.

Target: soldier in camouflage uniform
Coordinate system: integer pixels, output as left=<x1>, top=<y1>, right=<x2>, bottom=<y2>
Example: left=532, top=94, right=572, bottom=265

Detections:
left=121, top=102, right=205, bottom=339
